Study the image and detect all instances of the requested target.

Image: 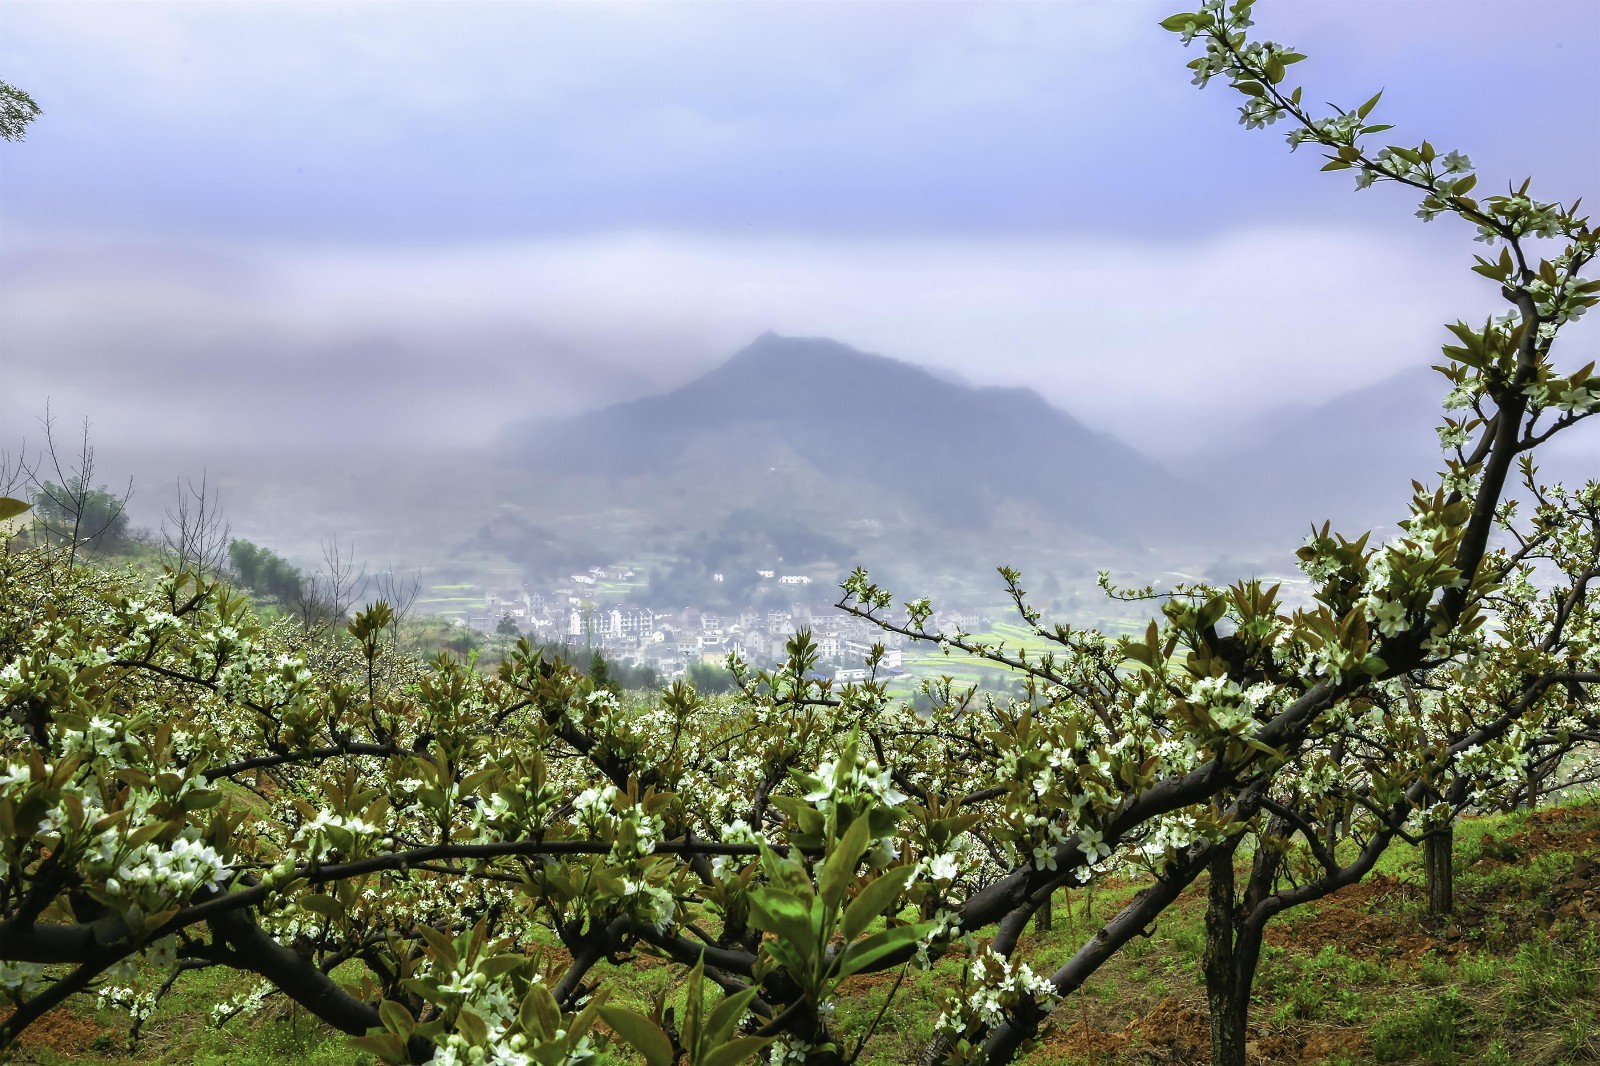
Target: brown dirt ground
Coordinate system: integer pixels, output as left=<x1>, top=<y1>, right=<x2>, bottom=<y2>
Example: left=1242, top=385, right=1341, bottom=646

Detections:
left=1, top=1006, right=108, bottom=1057
left=1039, top=990, right=1369, bottom=1066
left=1266, top=873, right=1439, bottom=962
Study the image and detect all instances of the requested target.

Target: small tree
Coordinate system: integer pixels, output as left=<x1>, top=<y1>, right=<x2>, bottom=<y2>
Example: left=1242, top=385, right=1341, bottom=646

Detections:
left=12, top=411, right=133, bottom=567
left=28, top=478, right=130, bottom=556
left=292, top=535, right=369, bottom=633
left=159, top=474, right=231, bottom=580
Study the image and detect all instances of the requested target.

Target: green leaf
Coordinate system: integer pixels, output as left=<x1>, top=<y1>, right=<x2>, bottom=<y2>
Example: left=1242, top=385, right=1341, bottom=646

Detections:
left=142, top=906, right=179, bottom=934
left=705, top=988, right=760, bottom=1048
left=478, top=953, right=525, bottom=979
left=747, top=888, right=816, bottom=949
left=417, top=925, right=459, bottom=972
left=350, top=1032, right=408, bottom=1064
left=835, top=921, right=935, bottom=979
left=378, top=999, right=415, bottom=1037
left=456, top=1007, right=489, bottom=1046
left=599, top=1006, right=675, bottom=1066
left=819, top=815, right=871, bottom=912
left=521, top=984, right=562, bottom=1042
left=764, top=937, right=810, bottom=979
left=400, top=976, right=442, bottom=1005
left=767, top=801, right=824, bottom=847
left=0, top=497, right=30, bottom=521
left=682, top=956, right=706, bottom=1055
left=570, top=995, right=609, bottom=1054
left=1158, top=12, right=1202, bottom=32
left=1356, top=90, right=1382, bottom=120
left=1196, top=596, right=1227, bottom=632
left=700, top=1036, right=773, bottom=1066
left=127, top=821, right=166, bottom=847
left=842, top=866, right=915, bottom=942
left=298, top=894, right=343, bottom=919
left=181, top=788, right=224, bottom=811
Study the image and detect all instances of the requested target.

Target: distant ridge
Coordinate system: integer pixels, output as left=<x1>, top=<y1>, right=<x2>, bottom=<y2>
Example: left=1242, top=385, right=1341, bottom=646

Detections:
left=500, top=333, right=1193, bottom=543
left=1176, top=365, right=1444, bottom=538
left=1186, top=363, right=1598, bottom=541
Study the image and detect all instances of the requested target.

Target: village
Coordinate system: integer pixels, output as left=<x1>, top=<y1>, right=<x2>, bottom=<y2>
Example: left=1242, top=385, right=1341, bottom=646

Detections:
left=454, top=564, right=990, bottom=683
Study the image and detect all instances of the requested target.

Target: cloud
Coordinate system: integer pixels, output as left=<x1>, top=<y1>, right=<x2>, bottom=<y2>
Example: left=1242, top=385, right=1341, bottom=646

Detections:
left=9, top=220, right=1574, bottom=458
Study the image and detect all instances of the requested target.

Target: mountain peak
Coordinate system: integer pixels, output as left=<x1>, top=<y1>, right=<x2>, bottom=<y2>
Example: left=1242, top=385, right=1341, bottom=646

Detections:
left=500, top=334, right=1188, bottom=543
left=705, top=334, right=987, bottom=408
left=724, top=331, right=905, bottom=368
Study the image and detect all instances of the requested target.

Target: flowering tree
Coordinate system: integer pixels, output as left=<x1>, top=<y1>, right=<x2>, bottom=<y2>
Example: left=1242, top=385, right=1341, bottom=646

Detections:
left=1190, top=471, right=1598, bottom=1065
left=3, top=4, right=1599, bottom=1066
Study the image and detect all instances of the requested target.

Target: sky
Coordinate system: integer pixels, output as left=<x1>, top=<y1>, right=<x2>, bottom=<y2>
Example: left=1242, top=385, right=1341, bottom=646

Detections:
left=1, top=0, right=1597, bottom=456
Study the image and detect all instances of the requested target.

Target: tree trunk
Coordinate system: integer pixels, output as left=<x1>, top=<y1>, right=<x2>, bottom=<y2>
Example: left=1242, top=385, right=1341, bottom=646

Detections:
left=1203, top=852, right=1248, bottom=1066
left=1424, top=821, right=1454, bottom=916
left=917, top=1031, right=955, bottom=1066
left=1033, top=896, right=1052, bottom=933
left=1325, top=740, right=1347, bottom=855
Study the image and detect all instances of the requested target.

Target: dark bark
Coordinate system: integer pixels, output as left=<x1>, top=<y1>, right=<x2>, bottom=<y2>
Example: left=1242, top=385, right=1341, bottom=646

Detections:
left=0, top=911, right=137, bottom=965
left=1202, top=814, right=1292, bottom=1066
left=206, top=907, right=434, bottom=1064
left=917, top=1030, right=955, bottom=1066
left=1425, top=821, right=1455, bottom=916
left=1203, top=850, right=1249, bottom=1066
left=553, top=916, right=629, bottom=1008
left=1425, top=774, right=1469, bottom=916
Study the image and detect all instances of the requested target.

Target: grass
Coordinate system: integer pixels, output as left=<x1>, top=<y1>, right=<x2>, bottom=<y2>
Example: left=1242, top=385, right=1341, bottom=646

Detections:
left=11, top=964, right=375, bottom=1066
left=1368, top=987, right=1470, bottom=1064
left=13, top=799, right=1600, bottom=1065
